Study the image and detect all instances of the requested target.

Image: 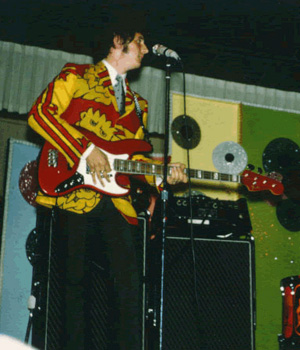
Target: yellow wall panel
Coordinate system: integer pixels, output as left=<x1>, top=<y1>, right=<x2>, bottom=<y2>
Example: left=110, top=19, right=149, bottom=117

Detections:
left=171, top=93, right=242, bottom=200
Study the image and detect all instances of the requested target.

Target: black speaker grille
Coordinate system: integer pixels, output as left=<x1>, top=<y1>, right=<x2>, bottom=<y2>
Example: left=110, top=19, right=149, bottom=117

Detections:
left=32, top=210, right=148, bottom=350
left=90, top=263, right=109, bottom=349
left=162, top=235, right=255, bottom=350
left=43, top=219, right=65, bottom=350
left=45, top=248, right=65, bottom=350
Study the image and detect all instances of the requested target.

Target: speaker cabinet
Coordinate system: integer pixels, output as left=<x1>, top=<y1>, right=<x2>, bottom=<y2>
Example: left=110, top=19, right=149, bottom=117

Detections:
left=31, top=208, right=149, bottom=350
left=156, top=227, right=256, bottom=350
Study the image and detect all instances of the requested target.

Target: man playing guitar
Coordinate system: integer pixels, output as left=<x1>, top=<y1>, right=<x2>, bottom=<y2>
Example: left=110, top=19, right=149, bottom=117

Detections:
left=28, top=20, right=187, bottom=350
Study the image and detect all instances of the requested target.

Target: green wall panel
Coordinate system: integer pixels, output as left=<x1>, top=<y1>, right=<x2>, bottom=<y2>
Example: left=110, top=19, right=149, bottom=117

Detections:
left=242, top=105, right=300, bottom=350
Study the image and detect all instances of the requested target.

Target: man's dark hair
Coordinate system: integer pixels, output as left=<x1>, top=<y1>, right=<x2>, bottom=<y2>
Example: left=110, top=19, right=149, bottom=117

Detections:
left=108, top=29, right=139, bottom=55
left=106, top=21, right=147, bottom=55
left=93, top=9, right=148, bottom=59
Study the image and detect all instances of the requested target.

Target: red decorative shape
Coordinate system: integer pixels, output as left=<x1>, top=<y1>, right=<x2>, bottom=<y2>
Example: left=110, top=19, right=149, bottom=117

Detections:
left=19, top=160, right=38, bottom=207
left=283, top=286, right=294, bottom=339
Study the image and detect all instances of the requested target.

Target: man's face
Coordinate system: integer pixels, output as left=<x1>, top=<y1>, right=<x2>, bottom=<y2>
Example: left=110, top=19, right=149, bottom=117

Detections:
left=121, top=33, right=149, bottom=72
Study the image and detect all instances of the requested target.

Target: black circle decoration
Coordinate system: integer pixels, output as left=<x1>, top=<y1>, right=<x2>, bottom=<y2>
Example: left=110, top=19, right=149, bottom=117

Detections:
left=171, top=115, right=201, bottom=150
left=212, top=141, right=248, bottom=175
left=26, top=228, right=40, bottom=266
left=262, top=138, right=300, bottom=175
left=282, top=168, right=300, bottom=201
left=276, top=199, right=300, bottom=232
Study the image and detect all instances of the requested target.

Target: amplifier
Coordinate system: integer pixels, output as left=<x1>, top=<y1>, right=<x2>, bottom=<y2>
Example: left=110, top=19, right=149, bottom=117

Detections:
left=31, top=208, right=149, bottom=350
left=148, top=228, right=256, bottom=350
left=153, top=195, right=252, bottom=237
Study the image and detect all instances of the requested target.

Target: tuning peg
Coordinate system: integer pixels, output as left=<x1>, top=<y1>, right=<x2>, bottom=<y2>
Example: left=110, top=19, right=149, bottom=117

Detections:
left=257, top=167, right=263, bottom=174
left=247, top=164, right=255, bottom=170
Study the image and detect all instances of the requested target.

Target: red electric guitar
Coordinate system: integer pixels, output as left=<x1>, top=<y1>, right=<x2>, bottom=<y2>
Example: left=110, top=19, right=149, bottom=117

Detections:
left=38, top=130, right=284, bottom=197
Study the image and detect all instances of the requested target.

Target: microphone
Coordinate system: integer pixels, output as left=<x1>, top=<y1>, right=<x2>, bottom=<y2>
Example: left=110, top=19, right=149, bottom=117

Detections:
left=152, top=44, right=181, bottom=61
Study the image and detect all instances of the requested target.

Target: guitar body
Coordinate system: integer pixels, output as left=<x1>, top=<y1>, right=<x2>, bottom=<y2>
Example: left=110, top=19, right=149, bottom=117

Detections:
left=38, top=133, right=152, bottom=197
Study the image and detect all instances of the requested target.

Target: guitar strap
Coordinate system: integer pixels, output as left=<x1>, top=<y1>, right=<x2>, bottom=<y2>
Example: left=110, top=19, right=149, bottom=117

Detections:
left=132, top=91, right=150, bottom=143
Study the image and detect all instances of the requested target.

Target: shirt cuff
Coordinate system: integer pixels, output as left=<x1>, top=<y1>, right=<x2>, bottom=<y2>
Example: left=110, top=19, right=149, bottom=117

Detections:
left=156, top=176, right=163, bottom=187
left=81, top=143, right=95, bottom=159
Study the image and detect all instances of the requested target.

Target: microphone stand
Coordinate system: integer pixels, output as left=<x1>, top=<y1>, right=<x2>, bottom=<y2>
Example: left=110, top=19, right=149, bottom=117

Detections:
left=158, top=58, right=172, bottom=350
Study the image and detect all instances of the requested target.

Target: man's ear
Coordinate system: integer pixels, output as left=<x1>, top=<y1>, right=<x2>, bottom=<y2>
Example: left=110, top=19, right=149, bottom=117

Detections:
left=113, top=35, right=124, bottom=49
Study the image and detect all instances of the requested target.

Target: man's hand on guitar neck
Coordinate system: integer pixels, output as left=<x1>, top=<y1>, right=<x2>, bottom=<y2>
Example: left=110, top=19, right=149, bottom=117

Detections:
left=86, top=146, right=187, bottom=188
left=86, top=147, right=111, bottom=187
left=167, top=163, right=188, bottom=185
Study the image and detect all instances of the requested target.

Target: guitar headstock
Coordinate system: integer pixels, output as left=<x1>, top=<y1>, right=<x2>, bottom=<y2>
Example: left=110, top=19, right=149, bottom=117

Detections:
left=241, top=170, right=284, bottom=195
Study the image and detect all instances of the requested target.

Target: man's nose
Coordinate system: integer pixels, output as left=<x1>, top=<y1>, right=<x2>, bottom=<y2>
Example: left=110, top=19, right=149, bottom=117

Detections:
left=142, top=44, right=149, bottom=54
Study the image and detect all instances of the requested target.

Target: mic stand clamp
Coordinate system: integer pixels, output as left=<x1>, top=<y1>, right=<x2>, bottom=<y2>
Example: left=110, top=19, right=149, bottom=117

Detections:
left=25, top=294, right=37, bottom=344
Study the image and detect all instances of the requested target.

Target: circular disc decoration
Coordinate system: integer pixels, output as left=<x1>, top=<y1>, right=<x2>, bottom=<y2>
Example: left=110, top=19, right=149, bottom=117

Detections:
left=262, top=138, right=300, bottom=175
left=212, top=141, right=248, bottom=175
left=26, top=228, right=39, bottom=266
left=171, top=115, right=201, bottom=150
left=276, top=199, right=300, bottom=232
left=19, top=160, right=38, bottom=207
left=282, top=168, right=300, bottom=201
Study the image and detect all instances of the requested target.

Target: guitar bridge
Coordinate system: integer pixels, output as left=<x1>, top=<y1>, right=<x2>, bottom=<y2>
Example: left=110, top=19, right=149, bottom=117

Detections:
left=48, top=149, right=58, bottom=167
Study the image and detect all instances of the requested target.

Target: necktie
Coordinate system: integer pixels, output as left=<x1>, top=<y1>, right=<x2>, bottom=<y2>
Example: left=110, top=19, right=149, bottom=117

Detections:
left=114, top=75, right=125, bottom=115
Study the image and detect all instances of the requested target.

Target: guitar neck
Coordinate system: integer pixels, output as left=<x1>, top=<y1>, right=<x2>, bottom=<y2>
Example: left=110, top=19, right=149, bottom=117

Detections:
left=114, top=159, right=241, bottom=184
left=187, top=168, right=241, bottom=183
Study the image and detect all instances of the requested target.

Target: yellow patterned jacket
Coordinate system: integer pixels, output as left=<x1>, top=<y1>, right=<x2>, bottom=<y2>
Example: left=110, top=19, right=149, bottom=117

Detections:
left=28, top=61, right=157, bottom=225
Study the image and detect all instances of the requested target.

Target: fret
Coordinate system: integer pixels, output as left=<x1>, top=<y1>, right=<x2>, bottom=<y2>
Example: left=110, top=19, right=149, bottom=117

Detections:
left=156, top=165, right=163, bottom=176
left=220, top=173, right=230, bottom=181
left=146, top=163, right=151, bottom=175
left=130, top=161, right=136, bottom=173
left=203, top=171, right=212, bottom=180
left=127, top=161, right=132, bottom=172
left=119, top=160, right=125, bottom=172
left=186, top=169, right=200, bottom=179
left=136, top=162, right=141, bottom=172
left=114, top=159, right=119, bottom=171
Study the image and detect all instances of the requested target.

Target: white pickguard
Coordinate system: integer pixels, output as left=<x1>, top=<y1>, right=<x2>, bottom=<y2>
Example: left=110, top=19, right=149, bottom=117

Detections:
left=76, top=148, right=130, bottom=196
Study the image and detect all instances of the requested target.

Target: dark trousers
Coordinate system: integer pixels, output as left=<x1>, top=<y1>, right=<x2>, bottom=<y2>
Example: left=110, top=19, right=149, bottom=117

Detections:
left=52, top=196, right=143, bottom=350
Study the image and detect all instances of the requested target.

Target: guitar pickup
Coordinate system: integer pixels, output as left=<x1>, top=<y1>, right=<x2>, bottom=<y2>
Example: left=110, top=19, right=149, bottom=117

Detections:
left=48, top=149, right=58, bottom=167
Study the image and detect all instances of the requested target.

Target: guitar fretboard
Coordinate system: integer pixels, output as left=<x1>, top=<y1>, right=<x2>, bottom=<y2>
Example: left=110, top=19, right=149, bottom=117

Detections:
left=114, top=159, right=241, bottom=184
left=187, top=168, right=241, bottom=183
